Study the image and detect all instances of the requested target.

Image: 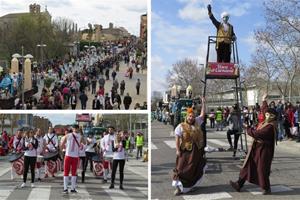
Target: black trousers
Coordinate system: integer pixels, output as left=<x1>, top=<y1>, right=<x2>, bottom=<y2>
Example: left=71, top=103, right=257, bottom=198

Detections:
left=85, top=152, right=96, bottom=171
left=217, top=42, right=231, bottom=63
left=111, top=159, right=125, bottom=185
left=227, top=129, right=240, bottom=151
left=23, top=156, right=37, bottom=183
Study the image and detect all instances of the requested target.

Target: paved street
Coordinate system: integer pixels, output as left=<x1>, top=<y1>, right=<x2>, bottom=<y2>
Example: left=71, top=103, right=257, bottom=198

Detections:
left=0, top=151, right=148, bottom=200
left=151, top=120, right=300, bottom=200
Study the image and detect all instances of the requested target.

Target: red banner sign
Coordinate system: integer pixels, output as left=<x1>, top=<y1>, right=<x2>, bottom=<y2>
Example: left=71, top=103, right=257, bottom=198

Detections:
left=206, top=62, right=239, bottom=79
left=76, top=114, right=92, bottom=122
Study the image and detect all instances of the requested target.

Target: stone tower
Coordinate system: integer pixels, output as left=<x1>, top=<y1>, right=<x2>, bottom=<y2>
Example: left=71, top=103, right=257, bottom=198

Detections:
left=29, top=3, right=41, bottom=14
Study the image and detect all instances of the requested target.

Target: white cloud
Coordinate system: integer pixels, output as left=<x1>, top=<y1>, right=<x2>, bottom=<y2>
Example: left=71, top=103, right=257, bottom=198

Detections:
left=177, top=0, right=212, bottom=21
left=241, top=33, right=257, bottom=53
left=221, top=2, right=251, bottom=17
left=0, top=0, right=147, bottom=35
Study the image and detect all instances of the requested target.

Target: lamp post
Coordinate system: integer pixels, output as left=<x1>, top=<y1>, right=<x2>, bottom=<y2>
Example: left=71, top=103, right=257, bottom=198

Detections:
left=12, top=46, right=33, bottom=109
left=37, top=43, right=46, bottom=71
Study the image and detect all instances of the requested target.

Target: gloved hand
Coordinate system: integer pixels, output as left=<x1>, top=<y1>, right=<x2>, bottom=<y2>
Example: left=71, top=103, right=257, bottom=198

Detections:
left=232, top=35, right=237, bottom=41
left=207, top=4, right=212, bottom=13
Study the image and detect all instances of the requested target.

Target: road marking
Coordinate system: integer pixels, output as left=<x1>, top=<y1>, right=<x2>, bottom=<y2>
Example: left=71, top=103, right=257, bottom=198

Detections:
left=164, top=140, right=176, bottom=149
left=27, top=185, right=51, bottom=200
left=69, top=185, right=92, bottom=200
left=182, top=192, right=232, bottom=200
left=207, top=139, right=229, bottom=147
left=247, top=185, right=293, bottom=195
left=127, top=165, right=148, bottom=179
left=135, top=186, right=148, bottom=196
left=0, top=166, right=11, bottom=177
left=103, top=188, right=133, bottom=200
left=151, top=143, right=158, bottom=150
left=0, top=186, right=15, bottom=200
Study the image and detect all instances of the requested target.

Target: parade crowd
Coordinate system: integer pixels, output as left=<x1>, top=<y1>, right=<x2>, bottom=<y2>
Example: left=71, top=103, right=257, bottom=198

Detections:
left=0, top=39, right=147, bottom=110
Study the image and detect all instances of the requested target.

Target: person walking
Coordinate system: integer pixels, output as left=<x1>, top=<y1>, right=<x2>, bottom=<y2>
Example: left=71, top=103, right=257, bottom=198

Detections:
left=35, top=128, right=45, bottom=181
left=136, top=79, right=141, bottom=95
left=70, top=93, right=77, bottom=110
left=123, top=93, right=132, bottom=110
left=21, top=130, right=38, bottom=188
left=79, top=91, right=88, bottom=110
left=91, top=76, right=97, bottom=94
left=120, top=80, right=125, bottom=96
left=109, top=132, right=126, bottom=190
left=215, top=107, right=223, bottom=131
left=135, top=132, right=144, bottom=160
left=226, top=105, right=241, bottom=158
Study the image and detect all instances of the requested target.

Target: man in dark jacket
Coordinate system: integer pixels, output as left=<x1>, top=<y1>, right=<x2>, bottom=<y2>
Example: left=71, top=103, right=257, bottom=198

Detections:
left=79, top=91, right=88, bottom=110
left=123, top=93, right=132, bottom=110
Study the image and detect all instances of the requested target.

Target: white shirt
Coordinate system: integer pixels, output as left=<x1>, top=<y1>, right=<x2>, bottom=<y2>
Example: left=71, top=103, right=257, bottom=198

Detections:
left=113, top=141, right=125, bottom=160
left=13, top=136, right=24, bottom=150
left=65, top=132, right=82, bottom=158
left=43, top=133, right=58, bottom=152
left=85, top=137, right=96, bottom=153
left=24, top=137, right=37, bottom=157
left=35, top=135, right=45, bottom=155
left=101, top=134, right=115, bottom=157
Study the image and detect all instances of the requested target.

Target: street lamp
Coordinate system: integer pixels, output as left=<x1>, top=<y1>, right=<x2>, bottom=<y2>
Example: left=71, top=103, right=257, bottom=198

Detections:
left=12, top=46, right=33, bottom=110
left=37, top=43, right=46, bottom=71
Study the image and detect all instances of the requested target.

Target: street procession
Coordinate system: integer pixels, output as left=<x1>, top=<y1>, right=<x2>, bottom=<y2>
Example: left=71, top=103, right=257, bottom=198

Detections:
left=0, top=113, right=148, bottom=199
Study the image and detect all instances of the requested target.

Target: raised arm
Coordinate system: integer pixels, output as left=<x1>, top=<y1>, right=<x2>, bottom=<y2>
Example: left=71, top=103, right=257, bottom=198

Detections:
left=200, top=97, right=206, bottom=119
left=207, top=4, right=220, bottom=29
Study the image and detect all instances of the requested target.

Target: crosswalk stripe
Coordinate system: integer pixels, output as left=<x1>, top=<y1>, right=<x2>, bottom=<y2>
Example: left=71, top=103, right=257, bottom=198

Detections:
left=69, top=185, right=92, bottom=200
left=207, top=139, right=229, bottom=147
left=182, top=192, right=232, bottom=200
left=127, top=165, right=148, bottom=179
left=27, top=185, right=51, bottom=200
left=0, top=165, right=11, bottom=177
left=163, top=140, right=176, bottom=149
left=135, top=186, right=148, bottom=196
left=151, top=143, right=158, bottom=150
left=103, top=188, right=133, bottom=200
left=247, top=185, right=293, bottom=195
left=0, top=186, right=15, bottom=200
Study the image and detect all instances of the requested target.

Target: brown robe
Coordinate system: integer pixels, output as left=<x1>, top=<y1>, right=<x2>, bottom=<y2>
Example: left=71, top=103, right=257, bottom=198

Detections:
left=240, top=124, right=276, bottom=190
left=173, top=122, right=206, bottom=188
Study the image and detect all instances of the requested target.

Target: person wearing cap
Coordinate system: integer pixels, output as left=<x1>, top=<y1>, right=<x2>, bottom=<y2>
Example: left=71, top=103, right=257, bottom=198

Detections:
left=207, top=4, right=236, bottom=63
left=172, top=97, right=206, bottom=195
left=230, top=108, right=278, bottom=195
left=61, top=124, right=85, bottom=194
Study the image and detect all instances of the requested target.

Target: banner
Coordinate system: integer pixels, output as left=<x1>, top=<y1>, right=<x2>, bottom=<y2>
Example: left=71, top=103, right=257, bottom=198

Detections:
left=206, top=62, right=239, bottom=79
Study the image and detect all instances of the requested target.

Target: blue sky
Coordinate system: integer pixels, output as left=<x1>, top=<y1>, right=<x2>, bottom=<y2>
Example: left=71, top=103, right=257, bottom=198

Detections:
left=151, top=0, right=265, bottom=92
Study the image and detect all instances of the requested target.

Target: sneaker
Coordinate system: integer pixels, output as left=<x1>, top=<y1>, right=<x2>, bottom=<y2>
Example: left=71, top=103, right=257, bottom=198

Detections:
left=63, top=189, right=68, bottom=194
left=70, top=189, right=77, bottom=193
left=21, top=183, right=26, bottom=188
left=119, top=185, right=124, bottom=190
left=109, top=184, right=114, bottom=189
left=31, top=183, right=35, bottom=188
left=102, top=179, right=107, bottom=183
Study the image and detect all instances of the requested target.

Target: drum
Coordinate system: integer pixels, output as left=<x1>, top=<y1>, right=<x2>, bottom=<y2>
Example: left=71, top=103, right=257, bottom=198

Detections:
left=92, top=154, right=104, bottom=177
left=44, top=151, right=58, bottom=161
left=9, top=152, right=24, bottom=176
left=8, top=152, right=24, bottom=162
left=37, top=155, right=44, bottom=163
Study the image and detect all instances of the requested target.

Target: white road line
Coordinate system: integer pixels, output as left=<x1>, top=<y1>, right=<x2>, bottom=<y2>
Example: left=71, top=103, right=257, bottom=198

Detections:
left=182, top=192, right=232, bottom=200
left=0, top=166, right=11, bottom=177
left=135, top=186, right=148, bottom=196
left=247, top=185, right=293, bottom=195
left=103, top=188, right=133, bottom=200
left=164, top=140, right=176, bottom=149
left=127, top=166, right=148, bottom=179
left=0, top=186, right=15, bottom=200
left=207, top=139, right=229, bottom=147
left=27, top=185, right=51, bottom=200
left=69, top=185, right=92, bottom=200
left=151, top=143, right=158, bottom=150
